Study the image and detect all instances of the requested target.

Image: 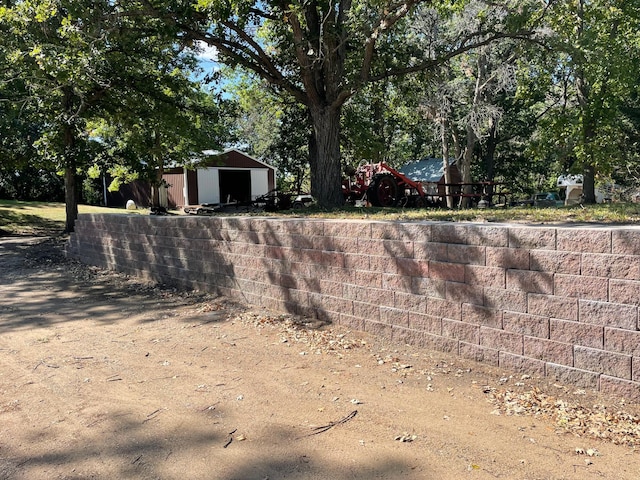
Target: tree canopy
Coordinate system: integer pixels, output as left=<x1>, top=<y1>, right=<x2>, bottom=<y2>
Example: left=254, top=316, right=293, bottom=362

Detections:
left=138, top=0, right=539, bottom=207
left=1, top=0, right=640, bottom=219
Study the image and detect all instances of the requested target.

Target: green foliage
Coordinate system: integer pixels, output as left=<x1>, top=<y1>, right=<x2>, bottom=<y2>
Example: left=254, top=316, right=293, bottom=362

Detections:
left=0, top=0, right=235, bottom=223
left=2, top=0, right=640, bottom=214
left=530, top=0, right=640, bottom=200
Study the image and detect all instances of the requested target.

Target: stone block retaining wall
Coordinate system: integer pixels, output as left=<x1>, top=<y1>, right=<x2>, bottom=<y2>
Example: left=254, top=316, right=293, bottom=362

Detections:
left=66, top=214, right=640, bottom=399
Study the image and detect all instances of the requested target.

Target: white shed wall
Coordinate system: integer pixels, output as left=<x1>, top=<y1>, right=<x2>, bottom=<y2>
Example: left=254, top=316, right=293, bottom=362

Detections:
left=197, top=168, right=220, bottom=204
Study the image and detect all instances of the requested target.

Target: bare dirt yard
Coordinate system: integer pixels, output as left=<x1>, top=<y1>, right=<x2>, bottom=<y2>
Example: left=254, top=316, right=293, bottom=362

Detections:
left=1, top=236, right=640, bottom=480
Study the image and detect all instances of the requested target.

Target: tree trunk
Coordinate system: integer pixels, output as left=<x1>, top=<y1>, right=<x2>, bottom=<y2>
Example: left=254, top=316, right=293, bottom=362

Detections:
left=577, top=112, right=597, bottom=204
left=63, top=117, right=78, bottom=233
left=151, top=164, right=164, bottom=208
left=484, top=121, right=498, bottom=201
left=582, top=163, right=596, bottom=204
left=575, top=0, right=596, bottom=205
left=64, top=165, right=78, bottom=233
left=308, top=105, right=344, bottom=207
left=458, top=124, right=476, bottom=208
left=441, top=116, right=454, bottom=209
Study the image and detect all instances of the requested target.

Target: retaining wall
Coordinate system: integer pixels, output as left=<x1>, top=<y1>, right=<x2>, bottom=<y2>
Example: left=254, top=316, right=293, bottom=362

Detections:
left=66, top=214, right=640, bottom=400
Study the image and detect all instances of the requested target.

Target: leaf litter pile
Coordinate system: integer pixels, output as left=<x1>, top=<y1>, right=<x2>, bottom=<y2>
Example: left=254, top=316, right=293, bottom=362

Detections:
left=232, top=311, right=368, bottom=356
left=485, top=383, right=640, bottom=448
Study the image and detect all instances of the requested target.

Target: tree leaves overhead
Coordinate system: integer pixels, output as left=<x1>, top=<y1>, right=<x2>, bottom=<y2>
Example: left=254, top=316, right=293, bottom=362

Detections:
left=0, top=0, right=231, bottom=229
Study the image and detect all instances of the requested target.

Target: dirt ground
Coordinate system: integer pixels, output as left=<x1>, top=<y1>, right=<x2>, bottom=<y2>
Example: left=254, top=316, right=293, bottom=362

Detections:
left=1, top=236, right=640, bottom=480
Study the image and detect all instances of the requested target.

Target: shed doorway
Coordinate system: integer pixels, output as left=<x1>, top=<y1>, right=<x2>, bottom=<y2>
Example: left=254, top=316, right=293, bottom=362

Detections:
left=219, top=170, right=251, bottom=204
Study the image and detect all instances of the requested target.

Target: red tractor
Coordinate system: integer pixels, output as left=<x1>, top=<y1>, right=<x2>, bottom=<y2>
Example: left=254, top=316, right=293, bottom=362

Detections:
left=343, top=161, right=430, bottom=208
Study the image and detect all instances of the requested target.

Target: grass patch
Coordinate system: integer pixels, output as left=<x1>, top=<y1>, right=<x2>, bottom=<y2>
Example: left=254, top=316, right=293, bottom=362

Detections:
left=265, top=202, right=640, bottom=225
left=1, top=199, right=639, bottom=237
left=0, top=200, right=143, bottom=236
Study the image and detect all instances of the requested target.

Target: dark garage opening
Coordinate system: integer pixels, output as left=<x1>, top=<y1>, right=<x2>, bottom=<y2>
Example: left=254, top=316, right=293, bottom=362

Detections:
left=219, top=170, right=251, bottom=203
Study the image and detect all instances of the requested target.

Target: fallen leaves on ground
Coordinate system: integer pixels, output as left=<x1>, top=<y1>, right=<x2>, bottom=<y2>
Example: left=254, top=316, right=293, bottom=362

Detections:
left=486, top=386, right=640, bottom=447
left=233, top=311, right=367, bottom=355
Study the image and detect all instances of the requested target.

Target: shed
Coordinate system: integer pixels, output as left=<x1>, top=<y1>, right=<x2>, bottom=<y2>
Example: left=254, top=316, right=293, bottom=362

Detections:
left=399, top=158, right=461, bottom=195
left=184, top=148, right=277, bottom=206
left=105, top=148, right=276, bottom=209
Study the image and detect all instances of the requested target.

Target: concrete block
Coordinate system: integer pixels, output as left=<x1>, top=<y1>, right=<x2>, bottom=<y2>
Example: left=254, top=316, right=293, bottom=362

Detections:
left=396, top=257, right=429, bottom=277
left=485, top=247, right=530, bottom=270
left=447, top=244, right=486, bottom=265
left=633, top=357, right=640, bottom=383
left=523, top=337, right=573, bottom=366
left=599, top=376, right=640, bottom=402
left=338, top=314, right=366, bottom=331
left=442, top=318, right=480, bottom=343
left=368, top=254, right=399, bottom=274
left=508, top=227, right=556, bottom=250
left=612, top=230, right=640, bottom=255
left=321, top=251, right=345, bottom=268
left=503, top=311, right=550, bottom=338
left=459, top=342, right=499, bottom=365
left=545, top=363, right=600, bottom=389
left=422, top=333, right=459, bottom=354
left=554, top=274, right=608, bottom=301
left=550, top=319, right=604, bottom=349
left=353, top=301, right=380, bottom=322
left=380, top=306, right=409, bottom=327
left=308, top=293, right=353, bottom=317
left=324, top=220, right=371, bottom=239
left=480, top=326, right=524, bottom=354
left=382, top=239, right=414, bottom=258
left=609, top=279, right=640, bottom=307
left=462, top=304, right=503, bottom=328
left=528, top=293, right=578, bottom=321
left=506, top=270, right=553, bottom=294
left=579, top=299, right=638, bottom=329
left=446, top=282, right=483, bottom=306
left=361, top=287, right=393, bottom=307
left=364, top=319, right=393, bottom=340
left=427, top=298, right=462, bottom=320
left=574, top=346, right=631, bottom=379
left=465, top=265, right=506, bottom=289
left=483, top=288, right=528, bottom=313
left=432, top=224, right=508, bottom=247
left=382, top=273, right=413, bottom=292
left=356, top=238, right=387, bottom=256
left=428, top=261, right=465, bottom=282
left=408, top=312, right=442, bottom=335
left=557, top=228, right=611, bottom=253
left=581, top=253, right=640, bottom=280
left=411, top=277, right=447, bottom=298
left=605, top=327, right=640, bottom=356
left=431, top=223, right=469, bottom=245
left=372, top=221, right=431, bottom=241
left=394, top=292, right=428, bottom=313
left=414, top=242, right=448, bottom=262
left=530, top=250, right=581, bottom=274
left=499, top=352, right=546, bottom=376
left=392, top=325, right=430, bottom=347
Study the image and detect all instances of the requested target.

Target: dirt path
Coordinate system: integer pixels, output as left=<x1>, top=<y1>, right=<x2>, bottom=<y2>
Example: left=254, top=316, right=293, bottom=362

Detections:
left=1, top=236, right=640, bottom=480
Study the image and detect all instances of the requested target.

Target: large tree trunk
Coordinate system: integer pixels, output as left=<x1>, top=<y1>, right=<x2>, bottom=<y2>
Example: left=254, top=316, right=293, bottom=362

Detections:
left=576, top=115, right=597, bottom=204
left=64, top=165, right=78, bottom=233
left=575, top=0, right=596, bottom=205
left=63, top=117, right=78, bottom=233
left=582, top=163, right=596, bottom=204
left=308, top=105, right=344, bottom=207
left=458, top=124, right=476, bottom=208
left=151, top=164, right=164, bottom=208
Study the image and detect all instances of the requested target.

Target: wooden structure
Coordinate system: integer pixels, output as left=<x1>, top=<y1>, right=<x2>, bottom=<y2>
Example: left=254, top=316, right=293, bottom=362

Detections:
left=106, top=149, right=277, bottom=209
